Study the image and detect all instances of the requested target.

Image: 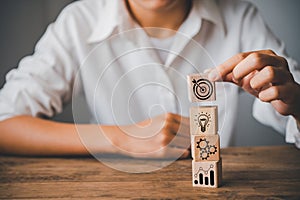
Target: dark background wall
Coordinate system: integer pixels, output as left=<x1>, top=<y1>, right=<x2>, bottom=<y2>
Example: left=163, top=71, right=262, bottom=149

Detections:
left=0, top=0, right=299, bottom=146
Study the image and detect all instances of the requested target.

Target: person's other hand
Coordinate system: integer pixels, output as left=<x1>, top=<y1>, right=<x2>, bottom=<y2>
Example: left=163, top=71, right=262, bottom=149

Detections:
left=111, top=113, right=191, bottom=159
left=208, top=50, right=300, bottom=122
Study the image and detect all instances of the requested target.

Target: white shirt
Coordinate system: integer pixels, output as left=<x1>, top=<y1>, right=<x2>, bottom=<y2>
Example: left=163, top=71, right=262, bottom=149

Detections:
left=0, top=0, right=299, bottom=148
left=149, top=36, right=175, bottom=63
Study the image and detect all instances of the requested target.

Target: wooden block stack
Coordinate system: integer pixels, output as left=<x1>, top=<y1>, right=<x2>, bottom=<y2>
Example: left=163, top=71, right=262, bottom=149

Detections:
left=187, top=73, right=222, bottom=188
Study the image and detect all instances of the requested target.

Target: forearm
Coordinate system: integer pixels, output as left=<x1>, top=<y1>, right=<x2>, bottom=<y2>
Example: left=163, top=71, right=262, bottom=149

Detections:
left=0, top=115, right=119, bottom=156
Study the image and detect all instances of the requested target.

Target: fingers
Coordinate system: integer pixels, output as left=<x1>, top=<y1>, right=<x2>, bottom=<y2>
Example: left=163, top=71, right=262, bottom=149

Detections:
left=207, top=50, right=295, bottom=102
left=238, top=71, right=260, bottom=97
left=125, top=145, right=190, bottom=159
left=151, top=145, right=190, bottom=159
left=259, top=85, right=285, bottom=102
left=143, top=147, right=190, bottom=159
left=206, top=50, right=300, bottom=119
left=178, top=149, right=191, bottom=159
left=250, top=66, right=294, bottom=91
left=233, top=53, right=286, bottom=81
left=208, top=50, right=284, bottom=83
left=169, top=134, right=190, bottom=149
left=121, top=113, right=192, bottom=159
left=167, top=113, right=189, bottom=127
left=154, top=113, right=191, bottom=158
left=258, top=83, right=298, bottom=104
left=165, top=113, right=190, bottom=138
left=208, top=52, right=250, bottom=81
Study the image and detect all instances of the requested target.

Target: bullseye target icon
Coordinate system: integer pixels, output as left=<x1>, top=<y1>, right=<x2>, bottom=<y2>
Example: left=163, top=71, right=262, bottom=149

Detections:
left=192, top=78, right=213, bottom=100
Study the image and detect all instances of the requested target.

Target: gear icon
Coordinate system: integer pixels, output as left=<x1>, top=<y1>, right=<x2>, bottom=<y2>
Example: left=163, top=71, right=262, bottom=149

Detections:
left=199, top=151, right=209, bottom=160
left=196, top=138, right=217, bottom=160
left=208, top=145, right=217, bottom=154
left=196, top=138, right=209, bottom=149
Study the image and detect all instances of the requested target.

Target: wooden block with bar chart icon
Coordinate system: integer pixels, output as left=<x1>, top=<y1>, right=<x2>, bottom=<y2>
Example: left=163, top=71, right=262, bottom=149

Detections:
left=192, top=159, right=222, bottom=188
left=190, top=106, right=218, bottom=135
left=187, top=73, right=216, bottom=102
left=192, top=134, right=220, bottom=162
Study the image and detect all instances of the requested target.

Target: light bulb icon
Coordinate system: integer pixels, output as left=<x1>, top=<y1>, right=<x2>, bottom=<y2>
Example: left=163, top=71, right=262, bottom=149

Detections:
left=195, top=112, right=211, bottom=133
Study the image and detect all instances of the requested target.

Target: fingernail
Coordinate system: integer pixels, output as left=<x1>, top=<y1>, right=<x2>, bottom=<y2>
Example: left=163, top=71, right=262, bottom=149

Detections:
left=208, top=70, right=219, bottom=81
left=232, top=70, right=241, bottom=83
left=232, top=76, right=238, bottom=83
left=232, top=74, right=241, bottom=83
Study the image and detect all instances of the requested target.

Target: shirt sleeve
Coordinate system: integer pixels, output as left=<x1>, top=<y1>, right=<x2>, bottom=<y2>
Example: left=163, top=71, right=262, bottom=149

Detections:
left=0, top=6, right=78, bottom=121
left=240, top=3, right=300, bottom=145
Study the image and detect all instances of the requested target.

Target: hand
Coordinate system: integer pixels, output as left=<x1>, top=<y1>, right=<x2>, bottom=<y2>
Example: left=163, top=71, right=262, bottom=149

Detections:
left=208, top=50, right=300, bottom=122
left=111, top=113, right=191, bottom=159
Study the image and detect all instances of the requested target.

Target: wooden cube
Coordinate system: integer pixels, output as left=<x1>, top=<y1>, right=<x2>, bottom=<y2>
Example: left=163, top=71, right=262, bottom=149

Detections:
left=191, top=134, right=220, bottom=162
left=190, top=106, right=218, bottom=135
left=187, top=73, right=216, bottom=102
left=192, top=159, right=222, bottom=188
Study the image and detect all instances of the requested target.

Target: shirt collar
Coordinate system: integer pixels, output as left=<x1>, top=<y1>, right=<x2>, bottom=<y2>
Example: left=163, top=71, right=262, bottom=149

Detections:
left=87, top=0, right=133, bottom=44
left=87, top=0, right=225, bottom=44
left=195, top=0, right=226, bottom=36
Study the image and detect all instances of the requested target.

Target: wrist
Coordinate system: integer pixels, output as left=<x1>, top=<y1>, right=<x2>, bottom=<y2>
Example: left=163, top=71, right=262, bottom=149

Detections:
left=77, top=124, right=122, bottom=155
left=98, top=125, right=124, bottom=154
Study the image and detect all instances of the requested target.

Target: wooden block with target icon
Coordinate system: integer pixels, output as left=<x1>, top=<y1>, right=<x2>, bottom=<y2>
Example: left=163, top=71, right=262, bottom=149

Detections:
left=190, top=106, right=218, bottom=135
left=187, top=73, right=216, bottom=102
left=191, top=134, right=220, bottom=162
left=192, top=159, right=222, bottom=188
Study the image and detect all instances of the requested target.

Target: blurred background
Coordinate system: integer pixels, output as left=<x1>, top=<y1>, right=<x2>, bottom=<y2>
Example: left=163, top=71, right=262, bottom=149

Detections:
left=0, top=0, right=299, bottom=146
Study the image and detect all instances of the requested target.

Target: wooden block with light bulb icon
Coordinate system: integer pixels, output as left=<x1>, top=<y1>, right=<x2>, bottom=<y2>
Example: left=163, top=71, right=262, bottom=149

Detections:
left=191, top=134, right=220, bottom=162
left=190, top=106, right=218, bottom=135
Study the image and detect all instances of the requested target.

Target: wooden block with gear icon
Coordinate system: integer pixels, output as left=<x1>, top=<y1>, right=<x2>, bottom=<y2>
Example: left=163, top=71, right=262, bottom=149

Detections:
left=190, top=106, right=218, bottom=135
left=192, top=134, right=220, bottom=162
left=192, top=159, right=222, bottom=188
left=187, top=73, right=216, bottom=102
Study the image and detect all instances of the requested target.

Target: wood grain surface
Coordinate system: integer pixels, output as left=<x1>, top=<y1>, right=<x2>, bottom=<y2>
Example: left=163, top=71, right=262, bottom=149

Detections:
left=0, top=145, right=299, bottom=199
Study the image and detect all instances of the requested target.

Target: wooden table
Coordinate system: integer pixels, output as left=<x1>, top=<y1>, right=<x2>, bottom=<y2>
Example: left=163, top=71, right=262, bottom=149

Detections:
left=0, top=145, right=299, bottom=199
